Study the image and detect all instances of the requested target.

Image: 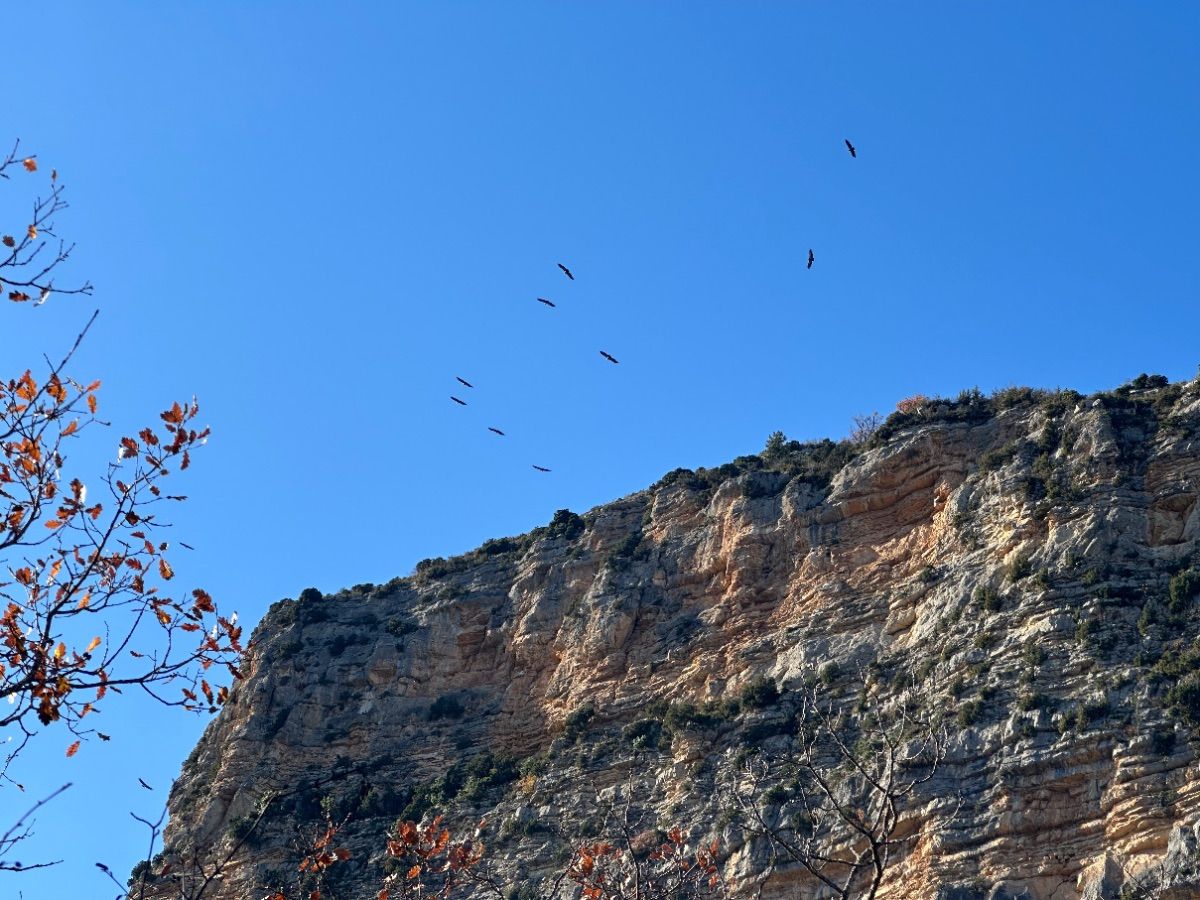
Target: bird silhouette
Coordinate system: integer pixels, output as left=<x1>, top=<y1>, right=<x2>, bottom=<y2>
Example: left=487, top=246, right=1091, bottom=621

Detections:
left=138, top=778, right=153, bottom=791
left=537, top=297, right=556, bottom=307
left=532, top=465, right=551, bottom=472
left=488, top=427, right=506, bottom=436
left=451, top=396, right=467, bottom=406
left=807, top=249, right=815, bottom=269
left=456, top=376, right=474, bottom=388
left=599, top=351, right=619, bottom=364
left=844, top=138, right=857, bottom=158
left=557, top=263, right=574, bottom=280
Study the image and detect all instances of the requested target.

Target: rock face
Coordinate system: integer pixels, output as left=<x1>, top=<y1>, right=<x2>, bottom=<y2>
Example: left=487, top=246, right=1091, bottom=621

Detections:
left=156, top=376, right=1200, bottom=899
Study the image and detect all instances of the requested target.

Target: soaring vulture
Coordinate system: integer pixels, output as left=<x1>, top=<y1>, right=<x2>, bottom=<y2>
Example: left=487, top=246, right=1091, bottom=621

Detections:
left=557, top=263, right=574, bottom=280
left=599, top=351, right=619, bottom=364
left=456, top=376, right=474, bottom=388
left=537, top=297, right=556, bottom=307
left=488, top=427, right=506, bottom=436
left=844, top=138, right=857, bottom=158
left=532, top=465, right=551, bottom=472
left=451, top=396, right=467, bottom=406
left=807, top=249, right=815, bottom=269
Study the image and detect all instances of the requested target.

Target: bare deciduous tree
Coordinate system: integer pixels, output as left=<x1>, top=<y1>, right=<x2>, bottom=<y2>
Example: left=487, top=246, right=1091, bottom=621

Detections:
left=103, top=790, right=277, bottom=900
left=848, top=413, right=883, bottom=445
left=722, top=677, right=948, bottom=900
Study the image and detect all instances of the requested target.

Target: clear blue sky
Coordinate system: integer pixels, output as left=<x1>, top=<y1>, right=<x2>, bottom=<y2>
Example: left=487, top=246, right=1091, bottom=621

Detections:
left=2, top=2, right=1197, bottom=893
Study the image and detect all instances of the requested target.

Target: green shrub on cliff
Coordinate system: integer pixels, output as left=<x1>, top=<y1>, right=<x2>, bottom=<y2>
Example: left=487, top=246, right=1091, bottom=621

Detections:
left=547, top=509, right=586, bottom=540
left=1167, top=672, right=1200, bottom=728
left=622, top=718, right=666, bottom=751
left=1169, top=567, right=1200, bottom=613
left=739, top=677, right=780, bottom=710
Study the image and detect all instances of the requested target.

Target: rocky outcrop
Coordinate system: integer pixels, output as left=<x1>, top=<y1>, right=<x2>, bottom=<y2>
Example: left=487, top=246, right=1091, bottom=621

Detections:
left=155, top=375, right=1200, bottom=899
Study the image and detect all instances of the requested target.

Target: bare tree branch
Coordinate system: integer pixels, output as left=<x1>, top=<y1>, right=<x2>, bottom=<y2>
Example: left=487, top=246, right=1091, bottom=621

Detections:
left=0, top=782, right=71, bottom=872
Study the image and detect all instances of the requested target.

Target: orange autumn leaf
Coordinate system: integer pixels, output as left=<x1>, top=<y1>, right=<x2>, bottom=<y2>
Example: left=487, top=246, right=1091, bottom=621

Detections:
left=161, top=401, right=185, bottom=424
left=61, top=419, right=79, bottom=437
left=22, top=157, right=36, bottom=172
left=86, top=636, right=101, bottom=654
left=46, top=375, right=67, bottom=403
left=27, top=224, right=37, bottom=240
left=159, top=558, right=174, bottom=580
left=66, top=740, right=80, bottom=757
left=87, top=394, right=98, bottom=414
left=2, top=236, right=13, bottom=247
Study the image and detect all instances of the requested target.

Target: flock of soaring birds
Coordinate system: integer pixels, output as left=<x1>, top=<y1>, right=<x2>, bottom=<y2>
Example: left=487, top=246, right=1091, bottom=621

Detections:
left=446, top=262, right=598, bottom=473
left=447, top=138, right=859, bottom=473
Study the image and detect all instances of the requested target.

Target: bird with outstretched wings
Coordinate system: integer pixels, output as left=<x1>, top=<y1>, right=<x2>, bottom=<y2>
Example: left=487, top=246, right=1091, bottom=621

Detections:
left=532, top=465, right=551, bottom=472
left=456, top=376, right=473, bottom=388
left=557, top=263, right=574, bottom=280
left=537, top=297, right=556, bottom=307
left=599, top=351, right=619, bottom=364
left=451, top=396, right=467, bottom=406
left=807, top=249, right=815, bottom=269
left=844, top=138, right=856, bottom=158
left=488, top=427, right=506, bottom=436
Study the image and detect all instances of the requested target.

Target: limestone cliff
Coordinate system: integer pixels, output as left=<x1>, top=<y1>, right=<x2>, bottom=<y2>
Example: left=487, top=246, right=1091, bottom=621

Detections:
left=152, top=375, right=1200, bottom=899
